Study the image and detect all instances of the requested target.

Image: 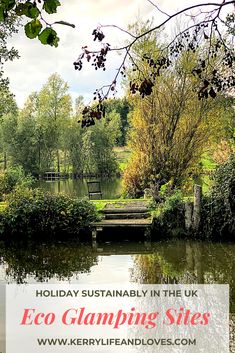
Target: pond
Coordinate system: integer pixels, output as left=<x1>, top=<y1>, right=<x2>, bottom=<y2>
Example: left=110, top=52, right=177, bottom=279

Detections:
left=0, top=239, right=234, bottom=311
left=0, top=239, right=234, bottom=352
left=36, top=178, right=122, bottom=199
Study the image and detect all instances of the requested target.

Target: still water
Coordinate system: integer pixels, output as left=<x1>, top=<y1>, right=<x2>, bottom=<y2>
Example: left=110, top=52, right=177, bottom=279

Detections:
left=0, top=240, right=234, bottom=311
left=36, top=178, right=122, bottom=199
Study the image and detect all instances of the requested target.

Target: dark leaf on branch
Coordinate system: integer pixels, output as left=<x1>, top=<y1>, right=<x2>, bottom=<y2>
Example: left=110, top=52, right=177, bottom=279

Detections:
left=25, top=19, right=42, bottom=38
left=43, top=0, right=61, bottom=14
left=38, top=27, right=59, bottom=47
left=15, top=1, right=40, bottom=18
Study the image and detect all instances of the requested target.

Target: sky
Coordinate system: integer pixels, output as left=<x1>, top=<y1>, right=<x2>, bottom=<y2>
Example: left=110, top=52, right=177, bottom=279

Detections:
left=3, top=0, right=233, bottom=108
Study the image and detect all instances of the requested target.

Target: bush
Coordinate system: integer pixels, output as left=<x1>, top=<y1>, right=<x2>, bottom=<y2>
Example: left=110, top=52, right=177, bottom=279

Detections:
left=200, top=156, right=235, bottom=238
left=0, top=188, right=98, bottom=240
left=0, top=166, right=34, bottom=200
left=152, top=190, right=186, bottom=238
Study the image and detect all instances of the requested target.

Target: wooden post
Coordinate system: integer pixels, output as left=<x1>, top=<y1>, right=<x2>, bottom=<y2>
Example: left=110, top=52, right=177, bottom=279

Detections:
left=185, top=202, right=193, bottom=230
left=92, top=228, right=97, bottom=248
left=92, top=240, right=97, bottom=249
left=92, top=228, right=97, bottom=241
left=193, top=185, right=202, bottom=231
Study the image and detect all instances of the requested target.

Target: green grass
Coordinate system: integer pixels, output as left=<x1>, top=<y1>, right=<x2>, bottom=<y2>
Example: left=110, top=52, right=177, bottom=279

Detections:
left=91, top=198, right=151, bottom=211
left=114, top=147, right=132, bottom=172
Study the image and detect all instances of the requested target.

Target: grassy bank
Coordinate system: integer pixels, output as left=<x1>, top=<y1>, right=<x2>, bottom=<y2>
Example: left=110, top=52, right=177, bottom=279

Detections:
left=91, top=198, right=151, bottom=212
left=114, top=147, right=131, bottom=172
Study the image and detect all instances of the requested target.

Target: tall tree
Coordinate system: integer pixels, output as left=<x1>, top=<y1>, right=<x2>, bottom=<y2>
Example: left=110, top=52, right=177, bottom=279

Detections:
left=37, top=73, right=72, bottom=173
left=81, top=115, right=121, bottom=176
left=0, top=87, right=18, bottom=170
left=123, top=26, right=231, bottom=197
left=10, top=111, right=39, bottom=175
left=0, top=112, right=17, bottom=170
left=104, top=98, right=132, bottom=146
left=63, top=116, right=83, bottom=175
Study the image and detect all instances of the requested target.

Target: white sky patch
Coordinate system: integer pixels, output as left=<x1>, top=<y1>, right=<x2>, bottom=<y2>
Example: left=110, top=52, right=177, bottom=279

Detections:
left=3, top=0, right=233, bottom=107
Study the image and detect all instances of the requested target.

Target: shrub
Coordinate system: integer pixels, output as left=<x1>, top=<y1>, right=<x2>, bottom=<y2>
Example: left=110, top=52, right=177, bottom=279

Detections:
left=0, top=188, right=98, bottom=240
left=200, top=155, right=235, bottom=238
left=152, top=190, right=186, bottom=238
left=0, top=166, right=34, bottom=200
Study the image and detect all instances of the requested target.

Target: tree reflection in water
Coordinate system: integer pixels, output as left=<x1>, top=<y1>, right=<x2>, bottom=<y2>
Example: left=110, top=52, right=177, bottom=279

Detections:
left=0, top=242, right=98, bottom=283
left=131, top=240, right=235, bottom=312
left=0, top=240, right=234, bottom=311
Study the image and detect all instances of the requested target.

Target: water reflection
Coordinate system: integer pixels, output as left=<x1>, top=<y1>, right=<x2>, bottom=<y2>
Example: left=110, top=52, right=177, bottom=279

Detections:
left=0, top=242, right=98, bottom=283
left=36, top=178, right=122, bottom=199
left=0, top=240, right=234, bottom=310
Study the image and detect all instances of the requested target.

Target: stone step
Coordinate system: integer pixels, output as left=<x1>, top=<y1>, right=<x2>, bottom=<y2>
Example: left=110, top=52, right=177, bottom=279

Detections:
left=92, top=219, right=152, bottom=227
left=102, top=207, right=149, bottom=214
left=105, top=213, right=149, bottom=220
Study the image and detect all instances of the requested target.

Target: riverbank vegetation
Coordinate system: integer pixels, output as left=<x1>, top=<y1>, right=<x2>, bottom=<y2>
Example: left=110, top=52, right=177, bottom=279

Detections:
left=0, top=188, right=98, bottom=240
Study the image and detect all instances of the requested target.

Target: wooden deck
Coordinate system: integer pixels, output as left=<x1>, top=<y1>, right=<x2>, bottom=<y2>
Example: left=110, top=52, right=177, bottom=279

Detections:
left=91, top=201, right=153, bottom=241
left=92, top=218, right=152, bottom=227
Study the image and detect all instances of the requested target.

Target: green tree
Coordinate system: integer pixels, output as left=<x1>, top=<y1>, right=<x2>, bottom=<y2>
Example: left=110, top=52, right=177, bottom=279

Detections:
left=81, top=116, right=120, bottom=176
left=0, top=75, right=73, bottom=176
left=0, top=75, right=120, bottom=178
left=0, top=91, right=18, bottom=169
left=17, top=92, right=50, bottom=174
left=64, top=116, right=83, bottom=175
left=0, top=12, right=19, bottom=169
left=0, top=112, right=18, bottom=170
left=37, top=73, right=72, bottom=173
left=104, top=98, right=132, bottom=146
left=0, top=11, right=20, bottom=87
left=11, top=111, right=40, bottom=175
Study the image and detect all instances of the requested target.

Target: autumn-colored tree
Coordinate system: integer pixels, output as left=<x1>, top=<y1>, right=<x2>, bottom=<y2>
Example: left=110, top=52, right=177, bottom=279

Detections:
left=123, top=34, right=231, bottom=197
left=213, top=140, right=235, bottom=164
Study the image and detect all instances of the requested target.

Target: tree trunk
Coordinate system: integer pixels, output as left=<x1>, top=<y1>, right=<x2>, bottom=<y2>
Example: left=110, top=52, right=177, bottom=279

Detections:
left=185, top=202, right=193, bottom=230
left=3, top=152, right=7, bottom=170
left=38, top=145, right=41, bottom=172
left=57, top=149, right=60, bottom=173
left=64, top=151, right=67, bottom=173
